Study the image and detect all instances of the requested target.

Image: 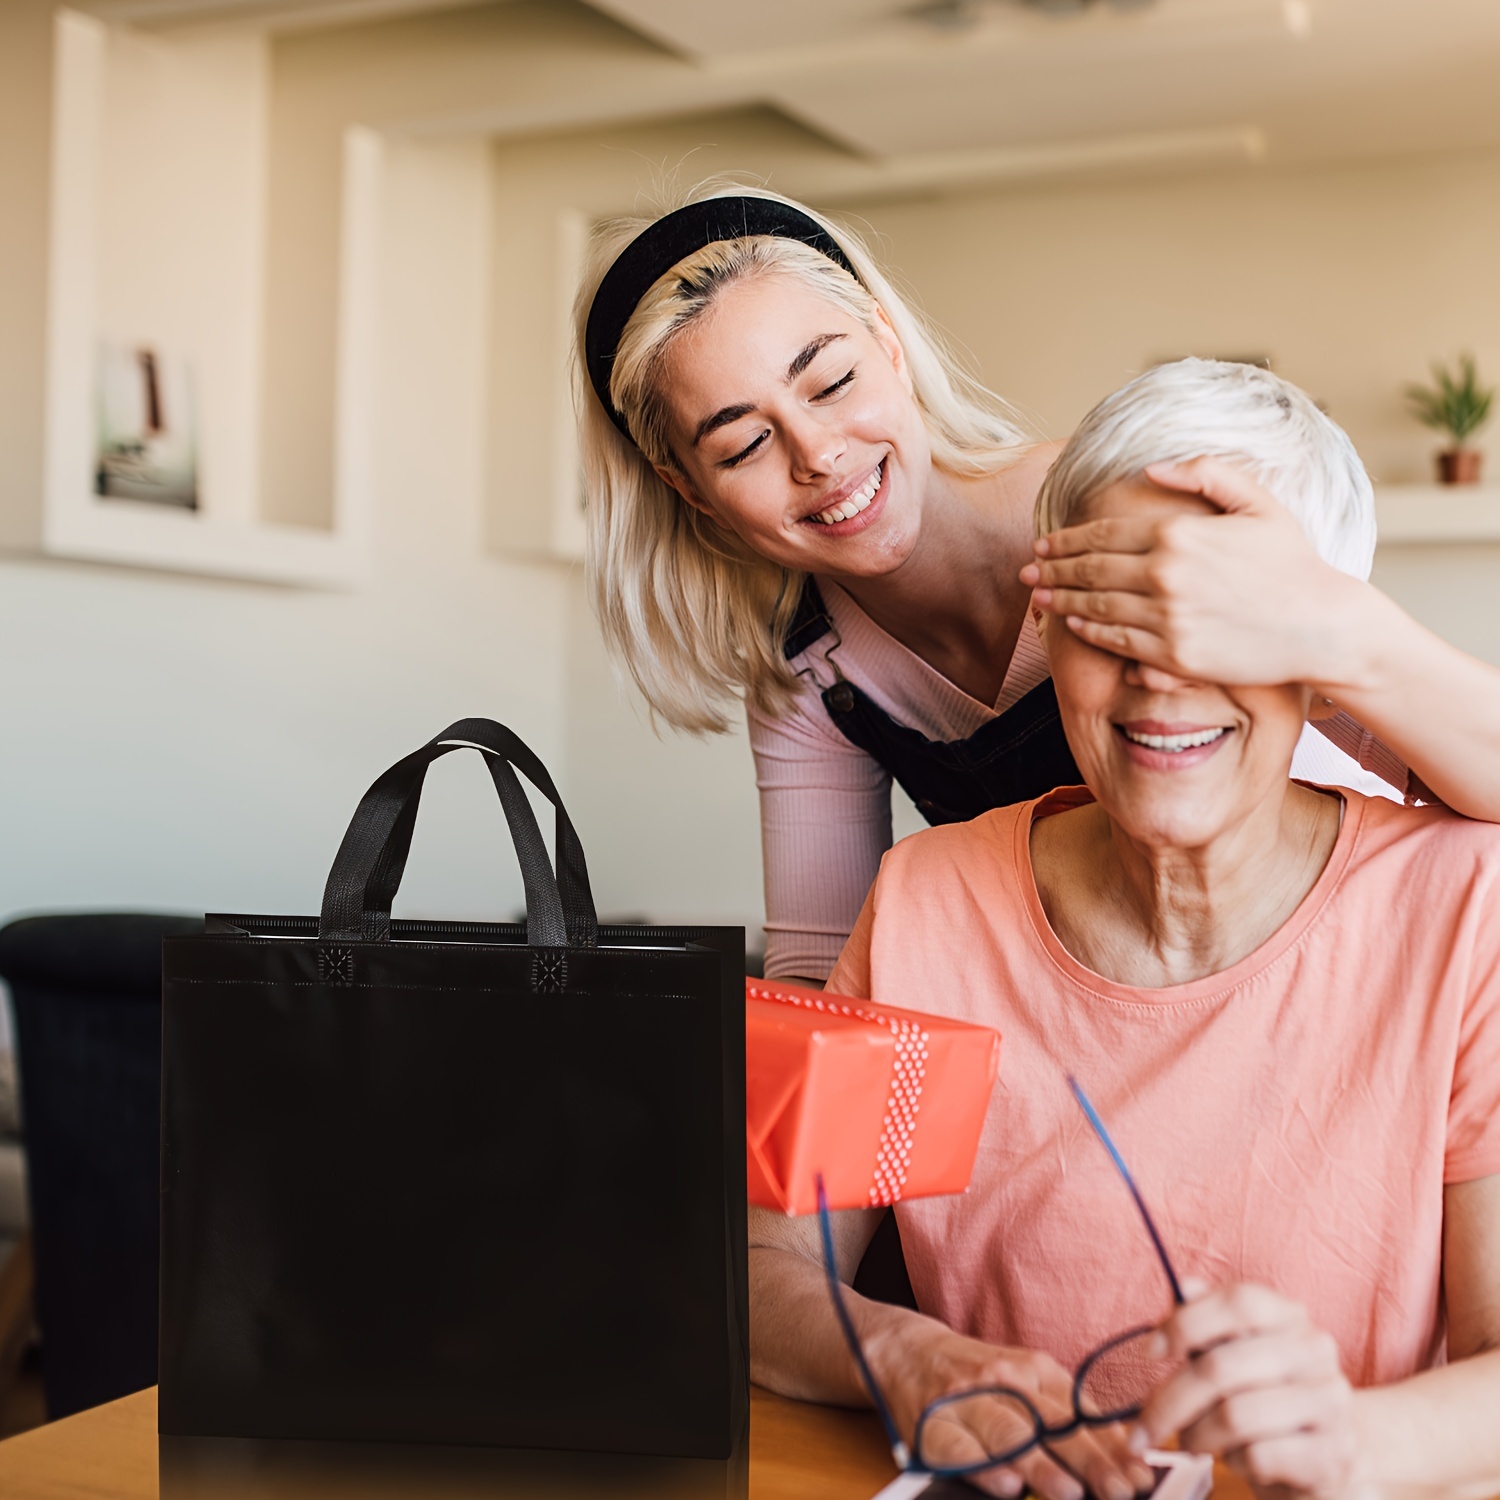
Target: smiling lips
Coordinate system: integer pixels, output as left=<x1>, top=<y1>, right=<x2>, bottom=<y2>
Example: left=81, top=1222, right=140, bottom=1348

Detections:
left=1117, top=721, right=1233, bottom=769
left=805, top=461, right=884, bottom=526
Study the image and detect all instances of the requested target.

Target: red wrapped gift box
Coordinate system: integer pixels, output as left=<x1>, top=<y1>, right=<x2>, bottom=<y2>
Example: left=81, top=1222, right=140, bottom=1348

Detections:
left=746, top=978, right=1002, bottom=1216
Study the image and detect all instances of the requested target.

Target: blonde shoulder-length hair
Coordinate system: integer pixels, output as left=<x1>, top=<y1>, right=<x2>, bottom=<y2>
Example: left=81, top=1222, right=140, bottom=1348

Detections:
left=574, top=181, right=1031, bottom=735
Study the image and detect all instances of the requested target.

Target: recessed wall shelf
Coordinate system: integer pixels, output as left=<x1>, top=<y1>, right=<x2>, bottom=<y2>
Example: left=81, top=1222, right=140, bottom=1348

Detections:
left=21, top=10, right=375, bottom=588
left=1375, top=484, right=1500, bottom=546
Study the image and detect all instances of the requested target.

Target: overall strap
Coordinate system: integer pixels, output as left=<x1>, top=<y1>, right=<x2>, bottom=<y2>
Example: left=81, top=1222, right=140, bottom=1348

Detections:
left=777, top=576, right=1082, bottom=825
left=823, top=675, right=1082, bottom=827
left=782, top=577, right=836, bottom=662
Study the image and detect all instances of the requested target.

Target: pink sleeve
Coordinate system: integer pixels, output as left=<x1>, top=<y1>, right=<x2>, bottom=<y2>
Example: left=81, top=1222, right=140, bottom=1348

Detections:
left=1314, top=711, right=1411, bottom=799
left=748, top=686, right=892, bottom=983
left=826, top=887, right=877, bottom=1002
left=1446, top=858, right=1500, bottom=1184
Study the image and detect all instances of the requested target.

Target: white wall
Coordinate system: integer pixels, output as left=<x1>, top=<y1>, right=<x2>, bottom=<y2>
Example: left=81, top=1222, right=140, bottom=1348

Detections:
left=0, top=137, right=569, bottom=931
left=846, top=146, right=1500, bottom=488
left=562, top=575, right=766, bottom=932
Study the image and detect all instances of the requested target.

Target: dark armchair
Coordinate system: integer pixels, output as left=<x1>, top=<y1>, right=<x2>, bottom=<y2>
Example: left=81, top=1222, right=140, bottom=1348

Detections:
left=0, top=913, right=200, bottom=1419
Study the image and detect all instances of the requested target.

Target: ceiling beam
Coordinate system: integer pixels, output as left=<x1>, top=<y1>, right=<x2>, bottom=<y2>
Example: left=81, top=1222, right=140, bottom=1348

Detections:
left=75, top=0, right=503, bottom=35
left=785, top=124, right=1268, bottom=203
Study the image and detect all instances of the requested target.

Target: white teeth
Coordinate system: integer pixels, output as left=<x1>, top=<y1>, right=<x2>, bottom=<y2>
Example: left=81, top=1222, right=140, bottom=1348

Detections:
left=1123, top=727, right=1227, bottom=753
left=809, top=462, right=883, bottom=525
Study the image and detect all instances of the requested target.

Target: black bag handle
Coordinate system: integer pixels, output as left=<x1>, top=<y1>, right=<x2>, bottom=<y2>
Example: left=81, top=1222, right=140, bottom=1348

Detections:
left=361, top=729, right=596, bottom=945
left=319, top=719, right=597, bottom=948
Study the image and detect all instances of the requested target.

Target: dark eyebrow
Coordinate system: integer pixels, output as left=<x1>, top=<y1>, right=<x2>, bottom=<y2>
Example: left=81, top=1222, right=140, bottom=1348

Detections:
left=692, top=402, right=756, bottom=448
left=787, top=332, right=846, bottom=381
left=690, top=333, right=850, bottom=448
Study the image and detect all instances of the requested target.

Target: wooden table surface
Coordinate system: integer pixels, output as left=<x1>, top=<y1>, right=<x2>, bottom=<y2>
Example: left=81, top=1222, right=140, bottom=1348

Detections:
left=0, top=1383, right=1248, bottom=1500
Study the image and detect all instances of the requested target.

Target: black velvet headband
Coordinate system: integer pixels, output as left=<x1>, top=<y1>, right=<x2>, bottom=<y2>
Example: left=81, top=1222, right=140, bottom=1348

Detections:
left=583, top=196, right=861, bottom=441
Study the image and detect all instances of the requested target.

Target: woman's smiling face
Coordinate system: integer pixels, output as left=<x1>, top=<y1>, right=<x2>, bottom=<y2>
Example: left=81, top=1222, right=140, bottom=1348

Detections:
left=1046, top=476, right=1319, bottom=849
left=650, top=270, right=934, bottom=577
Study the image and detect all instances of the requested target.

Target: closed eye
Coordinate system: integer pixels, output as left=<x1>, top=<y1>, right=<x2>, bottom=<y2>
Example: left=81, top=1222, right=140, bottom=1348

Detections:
left=719, top=431, right=769, bottom=469
left=814, top=369, right=855, bottom=400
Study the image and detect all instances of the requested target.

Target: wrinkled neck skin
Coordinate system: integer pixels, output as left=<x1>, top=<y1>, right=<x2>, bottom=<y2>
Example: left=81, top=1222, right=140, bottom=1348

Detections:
left=828, top=453, right=1044, bottom=704
left=1031, top=780, right=1343, bottom=989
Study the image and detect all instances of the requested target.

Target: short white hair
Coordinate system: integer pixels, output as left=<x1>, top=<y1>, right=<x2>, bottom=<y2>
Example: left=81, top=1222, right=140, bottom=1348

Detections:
left=1036, top=359, right=1377, bottom=579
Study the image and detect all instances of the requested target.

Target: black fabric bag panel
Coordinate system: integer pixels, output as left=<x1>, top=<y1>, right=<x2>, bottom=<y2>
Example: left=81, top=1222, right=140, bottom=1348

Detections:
left=158, top=721, right=747, bottom=1459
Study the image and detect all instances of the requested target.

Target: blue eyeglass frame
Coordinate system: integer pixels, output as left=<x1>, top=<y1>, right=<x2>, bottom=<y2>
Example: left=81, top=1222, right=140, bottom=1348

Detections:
left=815, top=1075, right=1185, bottom=1479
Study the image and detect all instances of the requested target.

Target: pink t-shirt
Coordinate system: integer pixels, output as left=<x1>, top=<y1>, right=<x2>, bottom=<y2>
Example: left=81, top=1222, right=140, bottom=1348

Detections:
left=826, top=788, right=1500, bottom=1389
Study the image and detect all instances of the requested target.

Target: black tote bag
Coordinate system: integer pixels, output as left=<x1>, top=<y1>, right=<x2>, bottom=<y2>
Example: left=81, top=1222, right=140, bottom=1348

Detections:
left=159, top=719, right=747, bottom=1459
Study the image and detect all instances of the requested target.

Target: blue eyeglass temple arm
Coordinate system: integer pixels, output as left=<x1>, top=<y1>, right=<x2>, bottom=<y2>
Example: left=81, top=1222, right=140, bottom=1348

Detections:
left=1068, top=1076, right=1185, bottom=1306
left=815, top=1177, right=912, bottom=1469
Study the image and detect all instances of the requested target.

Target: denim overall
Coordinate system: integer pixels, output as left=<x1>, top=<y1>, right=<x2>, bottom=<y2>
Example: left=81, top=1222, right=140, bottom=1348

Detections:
left=784, top=579, right=1083, bottom=1309
left=784, top=579, right=1083, bottom=827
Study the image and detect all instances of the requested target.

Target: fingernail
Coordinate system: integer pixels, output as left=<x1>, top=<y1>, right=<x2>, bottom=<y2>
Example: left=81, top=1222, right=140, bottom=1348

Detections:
left=1033, top=587, right=1052, bottom=605
left=1106, top=1476, right=1133, bottom=1500
left=996, top=1473, right=1023, bottom=1498
left=1127, top=1424, right=1150, bottom=1455
left=1144, top=1333, right=1167, bottom=1359
left=1034, top=538, right=1051, bottom=555
left=1132, top=1465, right=1156, bottom=1493
left=1057, top=1478, right=1085, bottom=1500
left=1181, top=1276, right=1209, bottom=1299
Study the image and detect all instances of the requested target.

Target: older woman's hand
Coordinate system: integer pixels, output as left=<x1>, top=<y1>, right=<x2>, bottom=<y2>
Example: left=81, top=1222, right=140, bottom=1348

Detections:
left=1020, top=457, right=1366, bottom=691
left=1136, top=1281, right=1359, bottom=1500
left=871, top=1321, right=1156, bottom=1500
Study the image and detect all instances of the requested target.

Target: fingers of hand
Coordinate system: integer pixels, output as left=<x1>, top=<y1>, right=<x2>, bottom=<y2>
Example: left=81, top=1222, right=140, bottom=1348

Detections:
left=1143, top=458, right=1275, bottom=516
left=1161, top=1283, right=1309, bottom=1363
left=1028, top=553, right=1157, bottom=597
left=1142, top=1328, right=1343, bottom=1444
left=1010, top=1441, right=1099, bottom=1500
left=1045, top=1422, right=1156, bottom=1500
left=1035, top=518, right=1159, bottom=560
left=919, top=1387, right=1145, bottom=1500
left=1060, top=619, right=1168, bottom=664
left=915, top=1402, right=1021, bottom=1476
left=1224, top=1429, right=1358, bottom=1498
left=971, top=1465, right=1026, bottom=1499
left=917, top=1396, right=1040, bottom=1498
left=914, top=1375, right=1050, bottom=1462
left=1181, top=1379, right=1352, bottom=1465
left=1040, top=587, right=1161, bottom=628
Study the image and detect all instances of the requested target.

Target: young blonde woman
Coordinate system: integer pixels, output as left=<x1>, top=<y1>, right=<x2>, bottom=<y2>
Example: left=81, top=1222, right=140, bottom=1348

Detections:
left=575, top=184, right=1500, bottom=988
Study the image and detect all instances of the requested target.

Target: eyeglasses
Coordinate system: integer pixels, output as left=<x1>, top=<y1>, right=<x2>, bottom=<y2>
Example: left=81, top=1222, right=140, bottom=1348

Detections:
left=816, top=1076, right=1184, bottom=1480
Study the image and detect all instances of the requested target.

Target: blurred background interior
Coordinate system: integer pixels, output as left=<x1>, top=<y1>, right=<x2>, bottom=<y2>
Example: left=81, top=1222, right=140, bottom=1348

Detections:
left=2, top=0, right=1500, bottom=1436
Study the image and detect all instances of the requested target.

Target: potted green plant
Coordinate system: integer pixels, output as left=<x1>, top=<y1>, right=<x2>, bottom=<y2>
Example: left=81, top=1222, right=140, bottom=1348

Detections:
left=1405, top=354, right=1494, bottom=484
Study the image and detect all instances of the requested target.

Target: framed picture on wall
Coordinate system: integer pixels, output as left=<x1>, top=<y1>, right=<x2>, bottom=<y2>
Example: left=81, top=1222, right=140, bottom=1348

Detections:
left=94, top=342, right=199, bottom=511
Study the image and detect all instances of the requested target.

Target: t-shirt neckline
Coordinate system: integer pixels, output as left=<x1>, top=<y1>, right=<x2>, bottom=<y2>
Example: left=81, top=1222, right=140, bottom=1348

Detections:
left=1011, top=784, right=1365, bottom=1007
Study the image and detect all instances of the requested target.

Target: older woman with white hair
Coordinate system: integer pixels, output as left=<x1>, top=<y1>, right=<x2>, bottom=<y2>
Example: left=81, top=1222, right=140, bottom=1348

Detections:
left=748, top=361, right=1500, bottom=1500
left=576, top=186, right=1500, bottom=991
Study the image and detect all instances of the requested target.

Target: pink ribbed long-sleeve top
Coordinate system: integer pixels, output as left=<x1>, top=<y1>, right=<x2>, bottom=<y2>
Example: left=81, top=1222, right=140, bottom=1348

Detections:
left=749, top=578, right=1409, bottom=982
